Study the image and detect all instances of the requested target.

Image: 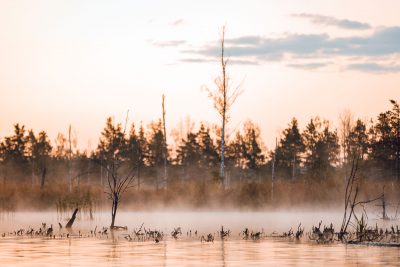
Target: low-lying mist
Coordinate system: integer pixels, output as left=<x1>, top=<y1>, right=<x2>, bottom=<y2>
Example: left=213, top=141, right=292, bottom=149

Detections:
left=0, top=170, right=398, bottom=215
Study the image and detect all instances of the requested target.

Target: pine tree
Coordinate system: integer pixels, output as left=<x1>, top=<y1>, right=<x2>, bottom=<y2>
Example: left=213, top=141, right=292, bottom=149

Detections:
left=176, top=132, right=201, bottom=167
left=347, top=119, right=368, bottom=160
left=227, top=131, right=245, bottom=169
left=241, top=121, right=264, bottom=170
left=303, top=117, right=339, bottom=179
left=274, top=118, right=304, bottom=178
left=147, top=120, right=166, bottom=167
left=197, top=123, right=218, bottom=169
left=96, top=117, right=126, bottom=162
left=125, top=123, right=139, bottom=167
left=0, top=124, right=28, bottom=164
left=26, top=130, right=52, bottom=187
left=369, top=100, right=400, bottom=178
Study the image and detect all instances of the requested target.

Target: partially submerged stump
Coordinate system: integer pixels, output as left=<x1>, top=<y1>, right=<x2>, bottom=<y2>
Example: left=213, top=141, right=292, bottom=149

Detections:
left=66, top=208, right=78, bottom=228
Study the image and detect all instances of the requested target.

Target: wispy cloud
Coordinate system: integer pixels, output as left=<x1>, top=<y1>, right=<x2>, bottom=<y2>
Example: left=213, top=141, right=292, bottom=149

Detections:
left=287, top=62, right=328, bottom=70
left=229, top=59, right=259, bottom=65
left=153, top=40, right=186, bottom=47
left=181, top=57, right=259, bottom=65
left=170, top=19, right=184, bottom=27
left=180, top=58, right=214, bottom=63
left=347, top=63, right=400, bottom=73
left=292, top=13, right=371, bottom=30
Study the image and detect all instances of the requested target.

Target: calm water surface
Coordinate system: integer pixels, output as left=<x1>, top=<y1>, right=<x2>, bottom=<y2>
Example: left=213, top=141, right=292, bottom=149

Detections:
left=0, top=211, right=399, bottom=266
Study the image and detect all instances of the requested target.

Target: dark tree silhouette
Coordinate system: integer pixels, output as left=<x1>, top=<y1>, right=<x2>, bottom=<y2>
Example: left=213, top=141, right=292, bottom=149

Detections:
left=303, top=117, right=340, bottom=179
left=347, top=119, right=368, bottom=161
left=26, top=130, right=52, bottom=187
left=241, top=121, right=264, bottom=170
left=0, top=124, right=28, bottom=164
left=369, top=100, right=400, bottom=179
left=176, top=132, right=201, bottom=167
left=146, top=120, right=167, bottom=190
left=197, top=123, right=219, bottom=169
left=274, top=118, right=304, bottom=179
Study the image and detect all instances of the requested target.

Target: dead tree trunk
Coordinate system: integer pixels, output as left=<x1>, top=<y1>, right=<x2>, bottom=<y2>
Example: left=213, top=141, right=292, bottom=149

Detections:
left=111, top=193, right=118, bottom=228
left=66, top=208, right=79, bottom=228
left=219, top=29, right=227, bottom=187
left=68, top=125, right=72, bottom=192
left=162, top=94, right=168, bottom=189
left=40, top=167, right=46, bottom=189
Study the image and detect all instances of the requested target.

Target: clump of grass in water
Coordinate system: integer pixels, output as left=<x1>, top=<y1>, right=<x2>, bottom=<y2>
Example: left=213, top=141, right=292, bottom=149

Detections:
left=56, top=190, right=98, bottom=221
left=0, top=192, right=15, bottom=219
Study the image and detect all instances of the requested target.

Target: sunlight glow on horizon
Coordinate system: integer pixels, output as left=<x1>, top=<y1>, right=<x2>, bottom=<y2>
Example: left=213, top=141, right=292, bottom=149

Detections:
left=0, top=0, right=399, bottom=150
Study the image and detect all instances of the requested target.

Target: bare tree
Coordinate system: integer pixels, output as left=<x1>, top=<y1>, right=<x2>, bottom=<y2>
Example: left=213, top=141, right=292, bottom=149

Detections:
left=102, top=158, right=135, bottom=229
left=95, top=113, right=135, bottom=229
left=204, top=26, right=242, bottom=188
left=338, top=156, right=359, bottom=241
left=338, top=156, right=383, bottom=242
left=162, top=94, right=168, bottom=189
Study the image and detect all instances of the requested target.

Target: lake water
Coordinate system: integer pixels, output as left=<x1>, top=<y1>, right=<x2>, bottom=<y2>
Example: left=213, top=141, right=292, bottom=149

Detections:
left=1, top=211, right=399, bottom=266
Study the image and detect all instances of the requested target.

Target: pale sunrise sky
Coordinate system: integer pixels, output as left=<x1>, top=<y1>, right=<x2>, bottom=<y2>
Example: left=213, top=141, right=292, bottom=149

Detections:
left=0, top=0, right=399, bottom=150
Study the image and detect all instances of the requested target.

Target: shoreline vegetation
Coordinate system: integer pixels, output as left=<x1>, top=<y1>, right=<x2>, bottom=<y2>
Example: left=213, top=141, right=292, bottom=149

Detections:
left=0, top=179, right=399, bottom=212
left=0, top=100, right=399, bottom=213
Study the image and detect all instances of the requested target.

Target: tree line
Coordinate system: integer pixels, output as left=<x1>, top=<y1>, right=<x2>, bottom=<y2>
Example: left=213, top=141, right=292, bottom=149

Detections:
left=0, top=99, right=398, bottom=190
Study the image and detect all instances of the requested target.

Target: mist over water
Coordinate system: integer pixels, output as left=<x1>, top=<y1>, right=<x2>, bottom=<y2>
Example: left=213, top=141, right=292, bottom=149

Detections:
left=1, top=210, right=400, bottom=266
left=1, top=210, right=344, bottom=233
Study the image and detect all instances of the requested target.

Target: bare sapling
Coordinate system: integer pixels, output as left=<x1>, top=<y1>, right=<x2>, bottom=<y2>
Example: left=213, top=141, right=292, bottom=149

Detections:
left=338, top=156, right=383, bottom=242
left=95, top=112, right=136, bottom=229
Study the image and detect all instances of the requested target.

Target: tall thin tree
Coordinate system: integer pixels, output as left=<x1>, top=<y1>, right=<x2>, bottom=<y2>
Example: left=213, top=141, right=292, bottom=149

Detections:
left=204, top=26, right=242, bottom=188
left=68, top=125, right=72, bottom=192
left=162, top=94, right=168, bottom=189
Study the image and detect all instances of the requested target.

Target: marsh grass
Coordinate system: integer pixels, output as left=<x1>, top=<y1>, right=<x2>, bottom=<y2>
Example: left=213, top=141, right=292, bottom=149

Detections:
left=0, top=173, right=399, bottom=212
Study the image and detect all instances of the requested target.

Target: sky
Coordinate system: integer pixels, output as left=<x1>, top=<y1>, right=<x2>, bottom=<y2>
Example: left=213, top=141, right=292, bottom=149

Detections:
left=0, top=0, right=399, bottom=151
